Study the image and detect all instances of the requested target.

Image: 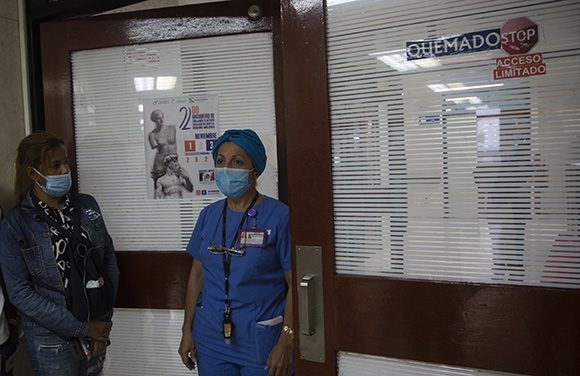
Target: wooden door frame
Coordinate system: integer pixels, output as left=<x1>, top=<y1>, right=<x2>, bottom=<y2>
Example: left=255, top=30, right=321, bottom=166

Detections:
left=278, top=1, right=580, bottom=375
left=27, top=0, right=147, bottom=131
left=40, top=0, right=285, bottom=309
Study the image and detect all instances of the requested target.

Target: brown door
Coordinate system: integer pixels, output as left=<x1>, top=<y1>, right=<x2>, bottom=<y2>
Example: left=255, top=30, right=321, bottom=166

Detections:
left=39, top=1, right=291, bottom=373
left=40, top=0, right=282, bottom=310
left=278, top=1, right=580, bottom=375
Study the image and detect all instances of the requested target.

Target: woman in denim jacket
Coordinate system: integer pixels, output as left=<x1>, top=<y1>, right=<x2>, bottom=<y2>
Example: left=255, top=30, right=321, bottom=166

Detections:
left=0, top=133, right=119, bottom=376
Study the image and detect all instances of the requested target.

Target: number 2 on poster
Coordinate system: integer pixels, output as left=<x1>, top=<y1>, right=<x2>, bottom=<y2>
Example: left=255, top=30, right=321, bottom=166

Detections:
left=179, top=105, right=200, bottom=130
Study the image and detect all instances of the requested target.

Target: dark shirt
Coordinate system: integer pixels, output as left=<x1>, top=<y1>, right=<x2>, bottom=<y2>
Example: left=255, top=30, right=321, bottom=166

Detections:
left=32, top=195, right=90, bottom=289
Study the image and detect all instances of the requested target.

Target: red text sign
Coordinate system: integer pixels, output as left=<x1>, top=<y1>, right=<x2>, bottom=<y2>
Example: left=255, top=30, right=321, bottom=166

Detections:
left=493, top=53, right=546, bottom=80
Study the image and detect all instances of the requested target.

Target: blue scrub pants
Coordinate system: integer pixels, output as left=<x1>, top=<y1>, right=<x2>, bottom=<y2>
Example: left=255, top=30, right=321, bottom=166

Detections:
left=196, top=351, right=269, bottom=376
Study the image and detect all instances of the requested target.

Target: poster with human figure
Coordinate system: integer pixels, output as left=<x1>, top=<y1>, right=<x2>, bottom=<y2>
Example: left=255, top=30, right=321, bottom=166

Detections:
left=143, top=95, right=220, bottom=199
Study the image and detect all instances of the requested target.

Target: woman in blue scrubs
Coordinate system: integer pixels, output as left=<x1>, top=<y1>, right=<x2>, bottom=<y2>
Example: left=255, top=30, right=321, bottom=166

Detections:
left=179, top=129, right=294, bottom=376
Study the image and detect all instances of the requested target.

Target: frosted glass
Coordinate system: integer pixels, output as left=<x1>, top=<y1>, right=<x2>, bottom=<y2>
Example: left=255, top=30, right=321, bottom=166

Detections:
left=327, top=0, right=580, bottom=288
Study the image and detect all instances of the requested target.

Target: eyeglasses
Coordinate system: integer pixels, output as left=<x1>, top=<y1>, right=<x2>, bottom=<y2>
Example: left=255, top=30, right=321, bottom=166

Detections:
left=208, top=243, right=246, bottom=256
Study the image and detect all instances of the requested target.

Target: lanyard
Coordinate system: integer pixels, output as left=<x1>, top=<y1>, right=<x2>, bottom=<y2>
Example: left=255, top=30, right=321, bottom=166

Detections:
left=220, top=192, right=259, bottom=343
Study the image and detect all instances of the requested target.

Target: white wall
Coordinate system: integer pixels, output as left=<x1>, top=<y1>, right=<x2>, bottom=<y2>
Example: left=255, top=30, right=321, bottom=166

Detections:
left=0, top=0, right=25, bottom=212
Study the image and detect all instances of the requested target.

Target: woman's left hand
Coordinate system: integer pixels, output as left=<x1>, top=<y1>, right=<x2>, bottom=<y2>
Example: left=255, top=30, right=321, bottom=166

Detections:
left=265, top=334, right=293, bottom=376
left=89, top=338, right=108, bottom=357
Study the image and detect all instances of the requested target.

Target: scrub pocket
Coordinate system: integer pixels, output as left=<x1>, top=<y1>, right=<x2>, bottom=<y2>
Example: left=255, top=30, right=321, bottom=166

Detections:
left=255, top=315, right=283, bottom=364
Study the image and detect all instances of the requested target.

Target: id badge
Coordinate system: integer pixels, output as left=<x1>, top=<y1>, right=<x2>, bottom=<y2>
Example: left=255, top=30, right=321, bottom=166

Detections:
left=223, top=320, right=232, bottom=344
left=238, top=229, right=268, bottom=248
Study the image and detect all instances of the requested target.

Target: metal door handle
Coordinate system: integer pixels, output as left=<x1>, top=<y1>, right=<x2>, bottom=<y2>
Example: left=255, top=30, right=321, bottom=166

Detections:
left=296, top=246, right=325, bottom=362
left=300, top=274, right=316, bottom=336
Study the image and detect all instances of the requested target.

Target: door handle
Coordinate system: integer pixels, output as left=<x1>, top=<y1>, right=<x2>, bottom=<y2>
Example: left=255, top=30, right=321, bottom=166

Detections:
left=296, top=246, right=325, bottom=362
left=300, top=274, right=316, bottom=336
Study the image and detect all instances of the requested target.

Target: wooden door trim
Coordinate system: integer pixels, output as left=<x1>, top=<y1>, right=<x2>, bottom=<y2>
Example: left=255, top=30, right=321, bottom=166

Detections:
left=278, top=1, right=336, bottom=375
left=115, top=251, right=191, bottom=309
left=41, top=0, right=273, bottom=186
left=40, top=0, right=275, bottom=310
left=333, top=275, right=580, bottom=375
left=28, top=0, right=143, bottom=20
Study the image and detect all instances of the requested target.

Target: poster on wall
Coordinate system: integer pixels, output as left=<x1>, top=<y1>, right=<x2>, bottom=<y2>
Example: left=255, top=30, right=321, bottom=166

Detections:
left=143, top=95, right=220, bottom=199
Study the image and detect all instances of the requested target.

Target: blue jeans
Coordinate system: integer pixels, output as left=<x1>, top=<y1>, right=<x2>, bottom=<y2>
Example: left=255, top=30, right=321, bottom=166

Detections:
left=24, top=332, right=105, bottom=376
left=0, top=338, right=17, bottom=376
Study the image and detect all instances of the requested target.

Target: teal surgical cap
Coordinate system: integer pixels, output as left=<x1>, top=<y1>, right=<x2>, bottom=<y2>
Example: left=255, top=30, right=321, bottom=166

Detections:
left=212, top=129, right=267, bottom=176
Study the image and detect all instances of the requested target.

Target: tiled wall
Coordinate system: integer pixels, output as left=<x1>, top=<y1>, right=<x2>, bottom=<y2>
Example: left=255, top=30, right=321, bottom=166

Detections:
left=0, top=0, right=25, bottom=211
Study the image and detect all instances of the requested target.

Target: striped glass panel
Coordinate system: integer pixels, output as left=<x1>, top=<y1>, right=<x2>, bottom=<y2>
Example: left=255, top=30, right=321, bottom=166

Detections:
left=326, top=0, right=580, bottom=287
left=337, top=352, right=524, bottom=376
left=104, top=308, right=194, bottom=375
left=71, top=32, right=277, bottom=251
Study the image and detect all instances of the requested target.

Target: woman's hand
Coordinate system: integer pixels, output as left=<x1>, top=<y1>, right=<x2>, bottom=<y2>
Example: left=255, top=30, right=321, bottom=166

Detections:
left=179, top=260, right=203, bottom=370
left=87, top=320, right=112, bottom=342
left=89, top=338, right=108, bottom=357
left=178, top=330, right=197, bottom=370
left=265, top=332, right=293, bottom=376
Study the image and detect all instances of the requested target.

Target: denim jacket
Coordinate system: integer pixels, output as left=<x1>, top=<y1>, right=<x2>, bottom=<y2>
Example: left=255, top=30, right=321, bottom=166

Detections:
left=0, top=192, right=120, bottom=340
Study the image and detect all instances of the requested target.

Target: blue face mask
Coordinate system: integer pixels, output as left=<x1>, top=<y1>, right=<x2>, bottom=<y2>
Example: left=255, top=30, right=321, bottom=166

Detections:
left=34, top=168, right=72, bottom=198
left=215, top=168, right=252, bottom=198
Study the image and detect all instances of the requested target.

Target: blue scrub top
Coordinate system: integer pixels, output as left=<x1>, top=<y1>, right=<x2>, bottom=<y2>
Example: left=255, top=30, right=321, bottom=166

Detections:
left=186, top=195, right=291, bottom=367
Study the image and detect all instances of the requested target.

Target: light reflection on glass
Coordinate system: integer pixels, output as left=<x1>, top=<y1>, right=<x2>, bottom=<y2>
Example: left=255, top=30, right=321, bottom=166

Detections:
left=327, top=0, right=361, bottom=6
left=133, top=76, right=177, bottom=92
left=445, top=96, right=482, bottom=105
left=370, top=49, right=441, bottom=72
left=156, top=76, right=177, bottom=90
left=428, top=83, right=504, bottom=92
left=134, top=77, right=154, bottom=92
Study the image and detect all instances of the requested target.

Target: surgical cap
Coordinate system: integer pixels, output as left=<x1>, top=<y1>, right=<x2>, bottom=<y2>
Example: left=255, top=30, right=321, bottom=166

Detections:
left=212, top=129, right=267, bottom=175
